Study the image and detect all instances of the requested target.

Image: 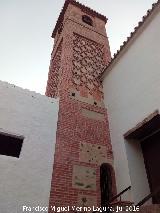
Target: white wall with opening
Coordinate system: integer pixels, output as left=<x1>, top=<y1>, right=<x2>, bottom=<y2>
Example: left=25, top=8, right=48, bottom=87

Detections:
left=0, top=81, right=59, bottom=213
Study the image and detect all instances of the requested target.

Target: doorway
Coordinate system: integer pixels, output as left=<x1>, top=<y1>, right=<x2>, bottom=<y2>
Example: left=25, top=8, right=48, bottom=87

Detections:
left=100, top=163, right=113, bottom=207
left=124, top=111, right=160, bottom=204
left=141, top=130, right=160, bottom=203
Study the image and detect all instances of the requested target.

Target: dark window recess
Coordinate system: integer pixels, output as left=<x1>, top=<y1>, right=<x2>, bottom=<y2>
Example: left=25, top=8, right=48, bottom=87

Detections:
left=0, top=133, right=23, bottom=158
left=82, top=15, right=93, bottom=26
left=72, top=92, right=75, bottom=97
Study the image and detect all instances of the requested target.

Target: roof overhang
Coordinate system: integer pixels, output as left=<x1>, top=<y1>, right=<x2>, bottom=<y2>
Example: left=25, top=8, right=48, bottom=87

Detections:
left=100, top=0, right=160, bottom=81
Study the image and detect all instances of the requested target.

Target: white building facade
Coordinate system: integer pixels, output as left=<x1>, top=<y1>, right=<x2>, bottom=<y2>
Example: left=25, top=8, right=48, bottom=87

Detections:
left=102, top=3, right=160, bottom=205
left=0, top=81, right=59, bottom=212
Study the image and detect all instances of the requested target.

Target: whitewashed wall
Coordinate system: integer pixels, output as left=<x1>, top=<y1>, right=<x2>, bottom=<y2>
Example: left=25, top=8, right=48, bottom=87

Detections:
left=103, top=6, right=160, bottom=204
left=0, top=81, right=59, bottom=212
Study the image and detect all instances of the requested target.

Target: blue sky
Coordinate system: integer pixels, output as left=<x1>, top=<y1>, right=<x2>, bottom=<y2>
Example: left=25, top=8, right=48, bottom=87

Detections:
left=0, top=0, right=157, bottom=94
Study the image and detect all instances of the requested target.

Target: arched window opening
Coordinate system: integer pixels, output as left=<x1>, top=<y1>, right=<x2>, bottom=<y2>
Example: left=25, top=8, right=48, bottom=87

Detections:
left=82, top=15, right=93, bottom=26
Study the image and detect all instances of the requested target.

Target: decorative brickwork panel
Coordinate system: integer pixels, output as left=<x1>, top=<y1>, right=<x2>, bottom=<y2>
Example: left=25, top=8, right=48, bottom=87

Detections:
left=81, top=109, right=105, bottom=121
left=80, top=142, right=108, bottom=165
left=72, top=165, right=96, bottom=190
left=46, top=40, right=62, bottom=97
left=72, top=34, right=105, bottom=100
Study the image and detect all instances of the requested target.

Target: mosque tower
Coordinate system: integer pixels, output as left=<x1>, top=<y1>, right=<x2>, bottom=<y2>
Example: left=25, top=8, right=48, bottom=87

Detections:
left=46, top=0, right=116, bottom=210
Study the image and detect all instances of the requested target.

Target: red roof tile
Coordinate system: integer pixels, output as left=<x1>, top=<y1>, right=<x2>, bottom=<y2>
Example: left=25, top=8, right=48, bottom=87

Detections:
left=100, top=0, right=160, bottom=78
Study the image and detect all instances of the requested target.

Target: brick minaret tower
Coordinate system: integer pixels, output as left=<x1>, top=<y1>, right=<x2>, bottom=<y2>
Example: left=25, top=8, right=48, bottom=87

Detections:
left=46, top=0, right=116, bottom=210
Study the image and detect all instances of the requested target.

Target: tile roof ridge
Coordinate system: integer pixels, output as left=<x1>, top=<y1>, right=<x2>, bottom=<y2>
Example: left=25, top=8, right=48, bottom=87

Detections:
left=100, top=0, right=160, bottom=78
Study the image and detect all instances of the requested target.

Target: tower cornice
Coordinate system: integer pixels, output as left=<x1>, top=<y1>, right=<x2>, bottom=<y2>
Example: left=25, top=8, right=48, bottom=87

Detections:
left=52, top=0, right=107, bottom=38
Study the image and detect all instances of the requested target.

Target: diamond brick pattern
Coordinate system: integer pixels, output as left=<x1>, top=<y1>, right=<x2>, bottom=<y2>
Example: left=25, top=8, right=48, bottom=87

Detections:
left=72, top=34, right=105, bottom=97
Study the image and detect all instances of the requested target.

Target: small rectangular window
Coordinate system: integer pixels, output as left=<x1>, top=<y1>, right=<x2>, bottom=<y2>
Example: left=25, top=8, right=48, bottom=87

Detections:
left=82, top=15, right=93, bottom=26
left=0, top=133, right=23, bottom=158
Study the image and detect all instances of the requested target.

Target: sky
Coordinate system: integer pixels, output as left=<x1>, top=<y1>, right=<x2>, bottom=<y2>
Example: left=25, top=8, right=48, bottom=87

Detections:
left=0, top=0, right=157, bottom=94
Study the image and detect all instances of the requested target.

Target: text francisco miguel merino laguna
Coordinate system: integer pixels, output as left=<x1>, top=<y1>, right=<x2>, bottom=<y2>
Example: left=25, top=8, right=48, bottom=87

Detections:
left=23, top=205, right=140, bottom=212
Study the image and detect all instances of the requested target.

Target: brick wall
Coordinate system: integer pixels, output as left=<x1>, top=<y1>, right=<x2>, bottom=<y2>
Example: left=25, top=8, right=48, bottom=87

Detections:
left=48, top=96, right=114, bottom=209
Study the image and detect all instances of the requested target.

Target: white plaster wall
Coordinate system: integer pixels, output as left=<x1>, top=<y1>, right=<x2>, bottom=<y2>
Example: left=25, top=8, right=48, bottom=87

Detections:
left=103, top=7, right=160, bottom=204
left=0, top=81, right=59, bottom=212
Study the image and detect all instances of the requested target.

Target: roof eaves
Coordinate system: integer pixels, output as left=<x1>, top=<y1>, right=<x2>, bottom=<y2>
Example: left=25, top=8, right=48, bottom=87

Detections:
left=100, top=0, right=160, bottom=79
